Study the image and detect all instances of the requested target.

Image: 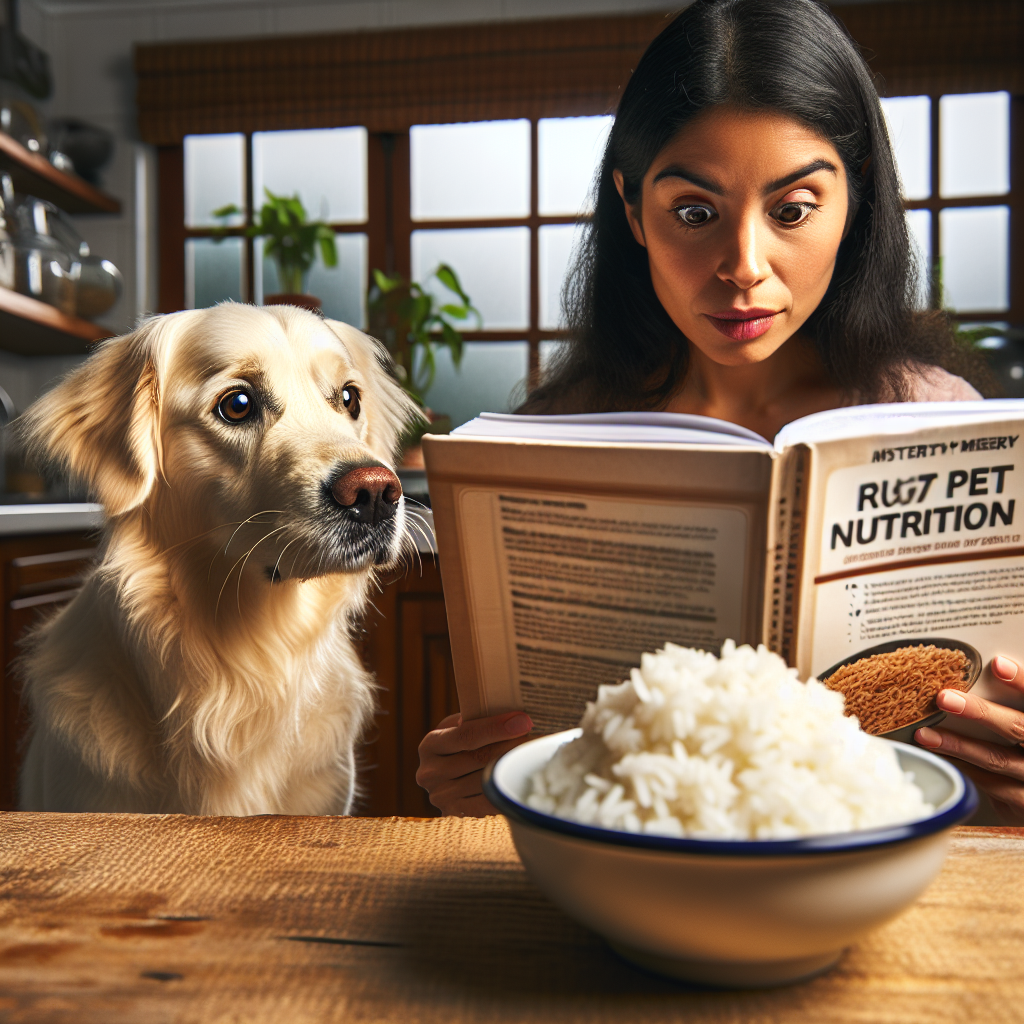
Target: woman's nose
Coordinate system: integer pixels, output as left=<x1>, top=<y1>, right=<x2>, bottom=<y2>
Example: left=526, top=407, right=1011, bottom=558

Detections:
left=716, top=214, right=770, bottom=291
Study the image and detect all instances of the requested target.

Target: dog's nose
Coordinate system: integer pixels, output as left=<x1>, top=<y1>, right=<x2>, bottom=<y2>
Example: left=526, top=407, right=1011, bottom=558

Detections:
left=331, top=465, right=403, bottom=525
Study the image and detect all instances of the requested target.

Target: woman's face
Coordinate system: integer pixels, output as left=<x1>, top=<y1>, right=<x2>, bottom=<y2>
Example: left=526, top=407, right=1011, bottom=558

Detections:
left=615, top=106, right=851, bottom=367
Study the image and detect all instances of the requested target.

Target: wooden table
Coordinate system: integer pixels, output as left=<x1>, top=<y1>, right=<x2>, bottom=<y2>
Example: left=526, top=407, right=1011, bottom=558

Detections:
left=0, top=815, right=1020, bottom=1024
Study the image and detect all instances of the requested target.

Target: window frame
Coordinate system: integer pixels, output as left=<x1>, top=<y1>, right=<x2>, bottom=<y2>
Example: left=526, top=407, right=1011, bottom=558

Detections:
left=162, top=121, right=596, bottom=389
left=900, top=93, right=1023, bottom=322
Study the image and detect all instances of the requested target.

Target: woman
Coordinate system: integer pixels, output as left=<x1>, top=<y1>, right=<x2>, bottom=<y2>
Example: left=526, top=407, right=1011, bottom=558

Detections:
left=417, top=0, right=1024, bottom=821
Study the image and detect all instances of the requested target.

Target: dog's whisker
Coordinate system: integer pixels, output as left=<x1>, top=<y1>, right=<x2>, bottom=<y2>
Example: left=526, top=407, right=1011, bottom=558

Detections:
left=271, top=536, right=302, bottom=585
left=216, top=525, right=289, bottom=620
left=234, top=526, right=290, bottom=614
left=203, top=512, right=288, bottom=587
left=164, top=517, right=275, bottom=557
left=222, top=510, right=287, bottom=556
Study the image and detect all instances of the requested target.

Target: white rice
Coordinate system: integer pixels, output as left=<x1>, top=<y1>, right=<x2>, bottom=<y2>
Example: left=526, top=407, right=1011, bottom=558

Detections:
left=527, top=640, right=933, bottom=839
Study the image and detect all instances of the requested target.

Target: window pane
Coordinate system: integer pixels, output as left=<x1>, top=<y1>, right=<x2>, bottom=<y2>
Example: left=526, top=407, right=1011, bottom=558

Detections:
left=905, top=208, right=931, bottom=309
left=939, top=205, right=1009, bottom=312
left=939, top=92, right=1010, bottom=198
left=538, top=115, right=612, bottom=215
left=184, top=133, right=245, bottom=227
left=410, top=120, right=530, bottom=220
left=411, top=227, right=529, bottom=329
left=539, top=339, right=567, bottom=375
left=879, top=96, right=930, bottom=201
left=419, top=341, right=528, bottom=427
left=185, top=237, right=245, bottom=309
left=539, top=223, right=585, bottom=329
left=256, top=233, right=367, bottom=328
left=252, top=127, right=367, bottom=223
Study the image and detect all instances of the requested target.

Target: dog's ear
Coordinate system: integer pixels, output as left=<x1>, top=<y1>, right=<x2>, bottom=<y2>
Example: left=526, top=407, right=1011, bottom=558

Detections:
left=14, top=316, right=177, bottom=516
left=322, top=319, right=426, bottom=464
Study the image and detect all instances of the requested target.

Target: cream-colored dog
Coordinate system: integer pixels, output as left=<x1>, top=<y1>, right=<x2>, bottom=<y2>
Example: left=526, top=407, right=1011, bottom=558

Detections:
left=15, top=302, right=422, bottom=815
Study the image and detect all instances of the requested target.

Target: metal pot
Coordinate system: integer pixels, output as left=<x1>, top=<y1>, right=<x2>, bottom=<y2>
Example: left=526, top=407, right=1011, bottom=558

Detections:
left=8, top=195, right=79, bottom=315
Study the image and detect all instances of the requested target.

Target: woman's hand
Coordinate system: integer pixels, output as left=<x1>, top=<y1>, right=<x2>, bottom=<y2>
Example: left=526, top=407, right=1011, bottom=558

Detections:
left=915, top=656, right=1024, bottom=824
left=416, top=711, right=533, bottom=817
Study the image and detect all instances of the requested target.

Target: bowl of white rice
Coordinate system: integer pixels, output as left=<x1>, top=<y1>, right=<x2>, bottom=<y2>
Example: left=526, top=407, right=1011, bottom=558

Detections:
left=482, top=641, right=976, bottom=988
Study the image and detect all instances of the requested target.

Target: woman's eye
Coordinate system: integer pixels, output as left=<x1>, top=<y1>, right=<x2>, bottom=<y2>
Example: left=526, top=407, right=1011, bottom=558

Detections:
left=342, top=384, right=361, bottom=420
left=675, top=204, right=716, bottom=227
left=216, top=389, right=255, bottom=423
left=773, top=202, right=817, bottom=226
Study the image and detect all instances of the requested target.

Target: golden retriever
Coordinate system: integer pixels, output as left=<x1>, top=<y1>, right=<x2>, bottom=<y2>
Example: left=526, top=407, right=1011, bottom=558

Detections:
left=14, top=302, right=423, bottom=815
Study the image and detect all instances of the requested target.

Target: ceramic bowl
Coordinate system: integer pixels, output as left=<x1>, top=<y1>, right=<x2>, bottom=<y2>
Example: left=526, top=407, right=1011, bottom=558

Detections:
left=483, top=730, right=976, bottom=989
left=818, top=637, right=982, bottom=743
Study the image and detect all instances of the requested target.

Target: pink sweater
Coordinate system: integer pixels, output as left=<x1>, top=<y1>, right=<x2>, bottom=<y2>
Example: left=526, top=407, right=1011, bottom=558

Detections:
left=902, top=364, right=982, bottom=402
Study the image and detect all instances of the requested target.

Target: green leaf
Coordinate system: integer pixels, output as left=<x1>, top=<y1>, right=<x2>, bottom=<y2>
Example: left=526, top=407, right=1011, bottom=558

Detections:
left=318, top=233, right=338, bottom=268
left=435, top=263, right=461, bottom=296
left=440, top=303, right=469, bottom=320
left=372, top=268, right=396, bottom=292
left=440, top=321, right=464, bottom=368
left=416, top=342, right=437, bottom=396
left=212, top=203, right=242, bottom=218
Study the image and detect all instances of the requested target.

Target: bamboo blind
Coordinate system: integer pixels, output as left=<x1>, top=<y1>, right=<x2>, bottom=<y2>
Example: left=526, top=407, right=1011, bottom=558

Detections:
left=135, top=1, right=1024, bottom=145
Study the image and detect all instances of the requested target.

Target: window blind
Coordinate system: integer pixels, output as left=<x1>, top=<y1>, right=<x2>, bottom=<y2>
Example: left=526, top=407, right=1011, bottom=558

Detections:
left=135, top=1, right=1024, bottom=146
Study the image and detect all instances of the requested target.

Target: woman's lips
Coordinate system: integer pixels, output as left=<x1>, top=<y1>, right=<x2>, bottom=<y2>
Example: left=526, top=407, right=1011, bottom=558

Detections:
left=705, top=309, right=780, bottom=341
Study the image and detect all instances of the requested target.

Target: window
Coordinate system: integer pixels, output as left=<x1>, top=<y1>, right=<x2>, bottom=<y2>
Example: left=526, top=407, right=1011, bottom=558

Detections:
left=179, top=116, right=610, bottom=426
left=174, top=92, right=1019, bottom=416
left=881, top=92, right=1012, bottom=317
left=407, top=115, right=610, bottom=423
left=182, top=127, right=369, bottom=327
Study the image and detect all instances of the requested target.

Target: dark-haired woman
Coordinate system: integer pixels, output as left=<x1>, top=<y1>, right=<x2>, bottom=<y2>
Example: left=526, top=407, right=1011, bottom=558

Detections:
left=416, top=0, right=1024, bottom=822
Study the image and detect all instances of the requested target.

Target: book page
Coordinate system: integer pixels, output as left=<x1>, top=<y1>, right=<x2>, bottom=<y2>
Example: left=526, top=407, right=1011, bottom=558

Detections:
left=802, top=424, right=1024, bottom=736
left=457, top=487, right=750, bottom=732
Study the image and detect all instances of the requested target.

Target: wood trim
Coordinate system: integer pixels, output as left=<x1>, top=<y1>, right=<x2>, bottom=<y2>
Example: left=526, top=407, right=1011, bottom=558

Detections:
left=157, top=145, right=186, bottom=313
left=1011, top=96, right=1024, bottom=325
left=0, top=130, right=120, bottom=215
left=367, top=133, right=390, bottom=278
left=0, top=286, right=112, bottom=355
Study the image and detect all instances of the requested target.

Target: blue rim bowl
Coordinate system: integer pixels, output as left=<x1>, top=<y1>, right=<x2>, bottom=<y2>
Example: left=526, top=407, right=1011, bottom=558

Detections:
left=483, top=729, right=977, bottom=987
left=484, top=729, right=977, bottom=856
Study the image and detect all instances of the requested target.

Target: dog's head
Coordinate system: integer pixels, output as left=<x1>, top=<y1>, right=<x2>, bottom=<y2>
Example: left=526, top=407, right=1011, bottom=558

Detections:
left=17, top=303, right=424, bottom=580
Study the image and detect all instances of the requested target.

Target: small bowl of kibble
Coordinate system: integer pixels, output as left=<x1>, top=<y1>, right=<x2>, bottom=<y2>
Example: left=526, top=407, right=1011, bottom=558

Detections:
left=817, top=638, right=982, bottom=743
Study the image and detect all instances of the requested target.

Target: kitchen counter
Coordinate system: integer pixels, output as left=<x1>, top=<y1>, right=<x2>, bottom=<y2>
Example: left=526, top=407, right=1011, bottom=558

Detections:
left=0, top=814, right=1020, bottom=1023
left=0, top=502, right=436, bottom=552
left=0, top=501, right=104, bottom=536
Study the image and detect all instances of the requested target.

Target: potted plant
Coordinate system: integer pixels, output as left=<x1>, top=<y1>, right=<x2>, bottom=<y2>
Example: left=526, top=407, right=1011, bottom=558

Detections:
left=214, top=189, right=337, bottom=313
left=368, top=264, right=480, bottom=464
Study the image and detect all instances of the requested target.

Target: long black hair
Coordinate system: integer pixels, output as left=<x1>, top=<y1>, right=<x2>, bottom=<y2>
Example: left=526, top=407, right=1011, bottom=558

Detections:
left=522, top=0, right=978, bottom=413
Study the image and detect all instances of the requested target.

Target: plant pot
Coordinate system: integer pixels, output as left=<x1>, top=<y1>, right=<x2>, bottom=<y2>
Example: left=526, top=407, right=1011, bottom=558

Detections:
left=264, top=293, right=322, bottom=313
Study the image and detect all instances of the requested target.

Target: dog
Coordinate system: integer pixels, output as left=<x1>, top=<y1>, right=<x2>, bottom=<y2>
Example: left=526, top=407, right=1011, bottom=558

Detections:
left=14, top=302, right=423, bottom=815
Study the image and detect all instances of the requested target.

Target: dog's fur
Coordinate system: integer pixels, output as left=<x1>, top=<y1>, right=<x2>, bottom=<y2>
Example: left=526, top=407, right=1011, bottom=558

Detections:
left=15, top=303, right=423, bottom=815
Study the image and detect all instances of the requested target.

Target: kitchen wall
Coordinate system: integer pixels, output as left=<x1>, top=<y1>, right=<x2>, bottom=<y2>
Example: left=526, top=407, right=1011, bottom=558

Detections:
left=0, top=0, right=674, bottom=412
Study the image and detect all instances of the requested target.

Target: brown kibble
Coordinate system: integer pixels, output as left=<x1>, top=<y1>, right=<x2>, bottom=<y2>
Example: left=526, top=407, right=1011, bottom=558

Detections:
left=821, top=645, right=970, bottom=735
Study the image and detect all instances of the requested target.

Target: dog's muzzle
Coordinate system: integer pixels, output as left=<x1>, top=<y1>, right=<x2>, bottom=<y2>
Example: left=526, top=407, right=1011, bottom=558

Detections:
left=330, top=465, right=403, bottom=526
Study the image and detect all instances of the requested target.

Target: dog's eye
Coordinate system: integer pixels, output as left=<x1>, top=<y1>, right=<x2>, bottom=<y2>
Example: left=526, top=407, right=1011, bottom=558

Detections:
left=217, top=389, right=255, bottom=423
left=341, top=384, right=361, bottom=420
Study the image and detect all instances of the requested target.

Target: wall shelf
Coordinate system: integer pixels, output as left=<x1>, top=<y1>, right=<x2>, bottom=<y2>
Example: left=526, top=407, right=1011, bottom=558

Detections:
left=0, top=287, right=113, bottom=355
left=0, top=132, right=120, bottom=216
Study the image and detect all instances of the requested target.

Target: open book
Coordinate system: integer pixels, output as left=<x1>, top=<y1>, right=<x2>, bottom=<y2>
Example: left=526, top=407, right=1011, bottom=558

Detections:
left=422, top=402, right=1024, bottom=739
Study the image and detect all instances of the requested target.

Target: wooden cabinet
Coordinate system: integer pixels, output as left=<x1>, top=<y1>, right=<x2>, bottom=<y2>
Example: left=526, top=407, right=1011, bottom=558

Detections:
left=358, top=555, right=457, bottom=816
left=0, top=535, right=454, bottom=816
left=0, top=531, right=98, bottom=809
